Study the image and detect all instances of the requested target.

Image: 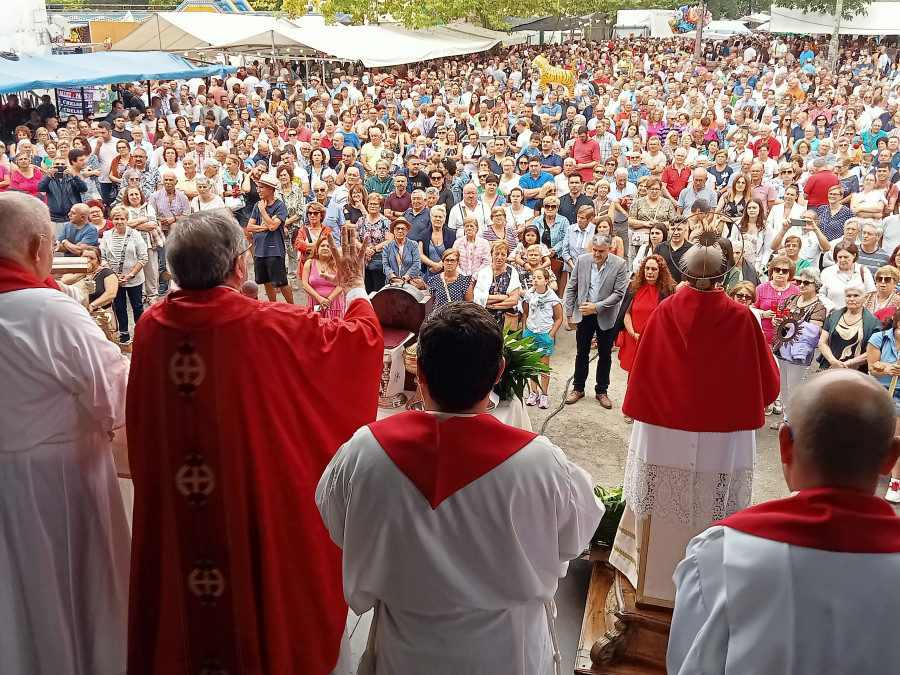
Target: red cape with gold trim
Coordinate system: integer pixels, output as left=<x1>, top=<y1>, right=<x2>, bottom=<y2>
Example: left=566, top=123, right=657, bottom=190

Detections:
left=126, top=288, right=383, bottom=675
left=622, top=287, right=780, bottom=433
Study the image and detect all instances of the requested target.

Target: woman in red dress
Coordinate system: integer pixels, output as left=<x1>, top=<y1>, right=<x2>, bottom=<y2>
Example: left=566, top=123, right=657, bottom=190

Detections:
left=617, top=254, right=677, bottom=422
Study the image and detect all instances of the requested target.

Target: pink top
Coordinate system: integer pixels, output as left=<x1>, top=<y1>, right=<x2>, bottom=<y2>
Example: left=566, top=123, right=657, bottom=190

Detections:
left=755, top=281, right=800, bottom=344
left=0, top=164, right=9, bottom=192
left=10, top=168, right=44, bottom=198
left=452, top=236, right=492, bottom=276
left=306, top=260, right=345, bottom=318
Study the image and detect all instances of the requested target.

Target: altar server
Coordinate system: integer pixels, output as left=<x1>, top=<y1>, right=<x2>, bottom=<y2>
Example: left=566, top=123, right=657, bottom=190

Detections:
left=317, top=302, right=604, bottom=675
left=669, top=370, right=900, bottom=674
left=126, top=214, right=382, bottom=675
left=610, top=237, right=780, bottom=607
left=0, top=192, right=131, bottom=675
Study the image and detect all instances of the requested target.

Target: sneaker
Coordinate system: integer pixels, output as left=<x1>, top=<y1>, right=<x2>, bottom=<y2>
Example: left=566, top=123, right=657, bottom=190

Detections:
left=772, top=400, right=784, bottom=415
left=118, top=333, right=131, bottom=345
left=539, top=394, right=550, bottom=409
left=886, top=479, right=900, bottom=504
left=764, top=404, right=773, bottom=416
left=526, top=391, right=539, bottom=406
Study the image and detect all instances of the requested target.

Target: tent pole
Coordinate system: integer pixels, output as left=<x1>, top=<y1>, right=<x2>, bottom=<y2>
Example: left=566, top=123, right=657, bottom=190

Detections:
left=270, top=30, right=277, bottom=83
left=54, top=88, right=60, bottom=121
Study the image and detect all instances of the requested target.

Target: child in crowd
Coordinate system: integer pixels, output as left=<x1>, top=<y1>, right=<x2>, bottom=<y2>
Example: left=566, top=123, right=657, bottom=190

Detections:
left=523, top=267, right=563, bottom=410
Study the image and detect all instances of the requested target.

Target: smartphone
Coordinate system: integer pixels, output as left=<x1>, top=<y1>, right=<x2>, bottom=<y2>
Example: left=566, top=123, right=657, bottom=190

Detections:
left=790, top=218, right=805, bottom=229
left=313, top=304, right=322, bottom=312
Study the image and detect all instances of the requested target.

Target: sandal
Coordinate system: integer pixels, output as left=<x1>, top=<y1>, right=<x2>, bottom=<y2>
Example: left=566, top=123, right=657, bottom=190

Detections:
left=769, top=420, right=782, bottom=430
left=624, top=415, right=633, bottom=424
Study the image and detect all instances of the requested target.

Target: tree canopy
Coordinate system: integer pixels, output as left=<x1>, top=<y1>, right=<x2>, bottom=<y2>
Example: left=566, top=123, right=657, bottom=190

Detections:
left=319, top=0, right=679, bottom=30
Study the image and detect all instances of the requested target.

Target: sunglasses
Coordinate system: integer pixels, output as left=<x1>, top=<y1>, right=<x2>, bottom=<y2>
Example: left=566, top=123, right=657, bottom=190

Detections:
left=772, top=267, right=791, bottom=274
left=797, top=279, right=815, bottom=286
left=545, top=205, right=558, bottom=209
left=734, top=293, right=753, bottom=300
left=877, top=276, right=895, bottom=283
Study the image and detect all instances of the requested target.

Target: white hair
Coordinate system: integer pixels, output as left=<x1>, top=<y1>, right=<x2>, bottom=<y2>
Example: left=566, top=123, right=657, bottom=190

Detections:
left=0, top=192, right=51, bottom=261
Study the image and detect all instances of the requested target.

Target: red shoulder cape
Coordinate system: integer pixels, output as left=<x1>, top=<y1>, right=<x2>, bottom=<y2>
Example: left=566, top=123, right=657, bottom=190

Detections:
left=622, top=288, right=780, bottom=432
left=0, top=258, right=60, bottom=293
left=719, top=487, right=900, bottom=553
left=369, top=411, right=537, bottom=509
left=126, top=289, right=383, bottom=675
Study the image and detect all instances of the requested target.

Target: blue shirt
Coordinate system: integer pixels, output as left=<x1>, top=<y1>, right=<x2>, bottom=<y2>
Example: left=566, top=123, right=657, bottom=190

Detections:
left=57, top=222, right=99, bottom=256
left=540, top=152, right=564, bottom=172
left=340, top=131, right=361, bottom=149
left=627, top=166, right=650, bottom=185
left=519, top=171, right=554, bottom=208
left=539, top=103, right=562, bottom=124
left=250, top=199, right=288, bottom=258
left=869, top=329, right=900, bottom=398
left=588, top=259, right=608, bottom=303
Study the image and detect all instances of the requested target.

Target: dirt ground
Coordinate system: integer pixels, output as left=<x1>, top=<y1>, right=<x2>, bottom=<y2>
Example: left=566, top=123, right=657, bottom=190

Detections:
left=525, top=325, right=792, bottom=505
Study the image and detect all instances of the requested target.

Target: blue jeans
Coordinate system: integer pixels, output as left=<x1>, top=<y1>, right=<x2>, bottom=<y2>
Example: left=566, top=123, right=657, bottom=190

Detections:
left=157, top=246, right=168, bottom=294
left=99, top=182, right=115, bottom=208
left=113, top=284, right=144, bottom=341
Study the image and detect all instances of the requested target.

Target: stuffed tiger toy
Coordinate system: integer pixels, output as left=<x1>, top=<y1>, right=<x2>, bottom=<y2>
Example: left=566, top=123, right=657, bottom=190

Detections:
left=532, top=54, right=576, bottom=97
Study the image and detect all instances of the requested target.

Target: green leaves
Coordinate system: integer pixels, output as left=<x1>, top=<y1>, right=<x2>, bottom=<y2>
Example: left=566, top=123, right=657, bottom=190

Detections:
left=774, top=0, right=871, bottom=20
left=594, top=484, right=624, bottom=508
left=493, top=325, right=551, bottom=402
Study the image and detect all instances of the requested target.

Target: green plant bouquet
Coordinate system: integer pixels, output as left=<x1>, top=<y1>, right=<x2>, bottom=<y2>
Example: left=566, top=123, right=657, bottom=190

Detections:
left=493, top=326, right=551, bottom=402
left=593, top=485, right=626, bottom=547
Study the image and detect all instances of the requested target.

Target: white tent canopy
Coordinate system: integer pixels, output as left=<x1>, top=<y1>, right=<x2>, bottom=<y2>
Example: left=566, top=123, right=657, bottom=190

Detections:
left=114, top=12, right=505, bottom=67
left=769, top=3, right=900, bottom=35
left=112, top=12, right=287, bottom=52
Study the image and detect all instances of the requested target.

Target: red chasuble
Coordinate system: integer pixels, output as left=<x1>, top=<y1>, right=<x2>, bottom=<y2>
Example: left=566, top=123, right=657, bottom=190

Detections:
left=126, top=288, right=383, bottom=675
left=369, top=411, right=538, bottom=509
left=719, top=487, right=900, bottom=554
left=622, top=287, right=780, bottom=433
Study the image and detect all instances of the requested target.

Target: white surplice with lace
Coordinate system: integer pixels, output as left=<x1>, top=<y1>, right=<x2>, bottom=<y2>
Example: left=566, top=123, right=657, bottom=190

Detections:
left=608, top=420, right=754, bottom=607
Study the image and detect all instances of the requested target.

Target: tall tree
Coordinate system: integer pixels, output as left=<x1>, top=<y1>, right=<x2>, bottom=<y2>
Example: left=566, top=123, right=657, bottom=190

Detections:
left=772, top=0, right=870, bottom=19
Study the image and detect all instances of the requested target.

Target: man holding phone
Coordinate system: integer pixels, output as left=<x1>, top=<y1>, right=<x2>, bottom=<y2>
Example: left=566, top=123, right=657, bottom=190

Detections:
left=770, top=209, right=831, bottom=268
left=37, top=149, right=88, bottom=235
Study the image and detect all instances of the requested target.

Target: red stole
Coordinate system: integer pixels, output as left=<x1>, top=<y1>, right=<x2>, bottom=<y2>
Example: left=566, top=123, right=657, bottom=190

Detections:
left=126, top=288, right=383, bottom=675
left=720, top=487, right=900, bottom=554
left=0, top=258, right=60, bottom=293
left=369, top=411, right=538, bottom=509
left=623, top=287, right=780, bottom=432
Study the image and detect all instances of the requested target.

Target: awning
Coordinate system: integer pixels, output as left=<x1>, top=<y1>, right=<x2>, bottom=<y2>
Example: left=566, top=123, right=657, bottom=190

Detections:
left=112, top=12, right=286, bottom=52
left=200, top=15, right=503, bottom=67
left=769, top=3, right=900, bottom=35
left=0, top=51, right=235, bottom=95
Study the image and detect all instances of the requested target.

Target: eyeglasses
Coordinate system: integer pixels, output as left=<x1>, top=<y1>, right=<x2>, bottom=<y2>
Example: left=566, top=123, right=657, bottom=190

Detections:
left=797, top=279, right=815, bottom=286
left=734, top=293, right=753, bottom=300
left=877, top=276, right=895, bottom=283
left=772, top=267, right=791, bottom=274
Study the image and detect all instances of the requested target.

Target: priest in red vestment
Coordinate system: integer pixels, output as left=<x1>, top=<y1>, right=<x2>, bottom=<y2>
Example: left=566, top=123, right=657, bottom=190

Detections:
left=126, top=213, right=383, bottom=675
left=610, top=237, right=780, bottom=607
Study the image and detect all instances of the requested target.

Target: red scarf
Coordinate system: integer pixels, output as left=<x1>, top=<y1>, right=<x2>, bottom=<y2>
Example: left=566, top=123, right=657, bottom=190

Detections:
left=720, top=487, right=900, bottom=554
left=0, top=258, right=59, bottom=294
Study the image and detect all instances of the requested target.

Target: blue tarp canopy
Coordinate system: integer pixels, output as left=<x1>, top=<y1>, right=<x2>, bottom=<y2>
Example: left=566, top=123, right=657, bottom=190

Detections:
left=0, top=50, right=235, bottom=95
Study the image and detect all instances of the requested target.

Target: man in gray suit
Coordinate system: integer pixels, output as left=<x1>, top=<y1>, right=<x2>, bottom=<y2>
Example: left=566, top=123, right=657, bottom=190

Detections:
left=563, top=233, right=629, bottom=408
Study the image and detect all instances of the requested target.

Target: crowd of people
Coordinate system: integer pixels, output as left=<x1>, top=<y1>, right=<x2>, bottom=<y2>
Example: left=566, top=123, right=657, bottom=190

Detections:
left=6, top=26, right=900, bottom=675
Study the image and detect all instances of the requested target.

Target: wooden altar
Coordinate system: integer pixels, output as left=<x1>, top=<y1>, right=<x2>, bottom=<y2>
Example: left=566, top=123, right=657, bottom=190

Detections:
left=575, top=548, right=670, bottom=675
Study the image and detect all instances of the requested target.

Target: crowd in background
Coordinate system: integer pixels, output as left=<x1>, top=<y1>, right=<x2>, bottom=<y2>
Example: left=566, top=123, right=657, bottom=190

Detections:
left=5, top=32, right=900, bottom=472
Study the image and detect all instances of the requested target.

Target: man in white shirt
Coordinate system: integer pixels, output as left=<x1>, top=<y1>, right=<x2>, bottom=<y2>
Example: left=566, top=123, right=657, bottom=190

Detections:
left=317, top=302, right=603, bottom=675
left=669, top=370, right=900, bottom=675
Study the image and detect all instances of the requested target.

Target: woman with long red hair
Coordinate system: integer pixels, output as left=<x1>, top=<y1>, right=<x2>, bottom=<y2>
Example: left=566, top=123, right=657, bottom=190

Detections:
left=616, top=253, right=677, bottom=423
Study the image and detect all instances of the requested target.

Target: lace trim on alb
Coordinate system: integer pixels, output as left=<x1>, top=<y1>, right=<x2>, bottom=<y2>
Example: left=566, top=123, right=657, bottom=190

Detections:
left=623, top=450, right=753, bottom=528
